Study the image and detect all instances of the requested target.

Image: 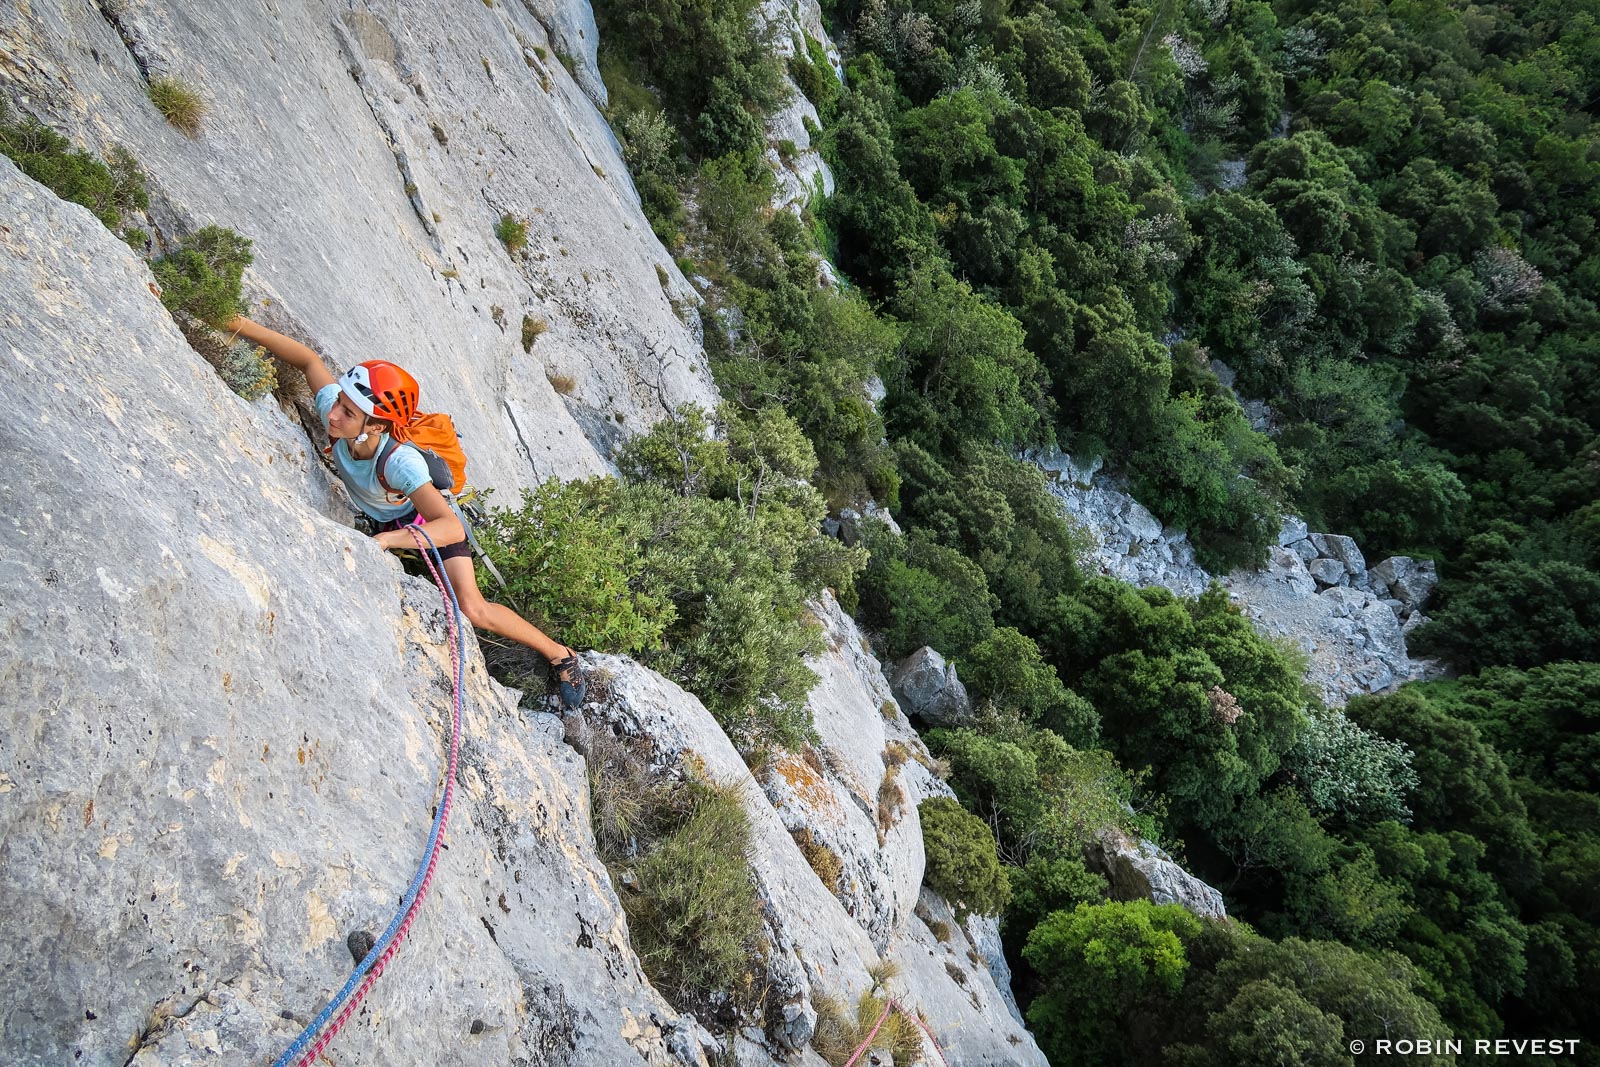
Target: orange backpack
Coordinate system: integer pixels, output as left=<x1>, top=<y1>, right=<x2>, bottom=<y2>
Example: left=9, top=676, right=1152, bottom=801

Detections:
left=376, top=411, right=468, bottom=496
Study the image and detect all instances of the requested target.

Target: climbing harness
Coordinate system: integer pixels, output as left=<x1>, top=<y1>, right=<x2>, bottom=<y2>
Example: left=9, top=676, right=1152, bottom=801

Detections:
left=272, top=524, right=464, bottom=1067
left=843, top=996, right=952, bottom=1067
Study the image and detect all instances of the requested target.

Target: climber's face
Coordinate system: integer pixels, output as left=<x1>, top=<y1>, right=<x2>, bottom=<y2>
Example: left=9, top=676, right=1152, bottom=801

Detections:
left=327, top=392, right=367, bottom=440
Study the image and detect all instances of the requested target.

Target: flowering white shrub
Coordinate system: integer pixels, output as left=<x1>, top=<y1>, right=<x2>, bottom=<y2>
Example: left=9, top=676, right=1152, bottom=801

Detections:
left=1164, top=33, right=1209, bottom=79
left=1474, top=246, right=1544, bottom=311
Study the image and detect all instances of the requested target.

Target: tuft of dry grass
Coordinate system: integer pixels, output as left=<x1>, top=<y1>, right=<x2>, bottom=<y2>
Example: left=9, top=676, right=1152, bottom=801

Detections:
left=148, top=77, right=205, bottom=136
left=547, top=372, right=575, bottom=395
left=866, top=957, right=902, bottom=991
left=521, top=314, right=547, bottom=352
left=585, top=727, right=670, bottom=860
left=876, top=764, right=906, bottom=835
left=812, top=990, right=923, bottom=1066
left=495, top=213, right=528, bottom=255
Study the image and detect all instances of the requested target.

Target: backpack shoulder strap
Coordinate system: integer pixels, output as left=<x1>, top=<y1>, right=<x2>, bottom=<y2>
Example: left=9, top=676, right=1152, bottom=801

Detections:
left=374, top=436, right=404, bottom=494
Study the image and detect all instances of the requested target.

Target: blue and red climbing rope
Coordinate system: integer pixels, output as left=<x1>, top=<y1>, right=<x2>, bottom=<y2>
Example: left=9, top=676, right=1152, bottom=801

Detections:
left=273, top=525, right=464, bottom=1067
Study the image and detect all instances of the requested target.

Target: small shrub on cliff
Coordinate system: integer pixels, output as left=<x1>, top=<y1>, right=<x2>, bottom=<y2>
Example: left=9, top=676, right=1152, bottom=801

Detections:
left=478, top=477, right=672, bottom=656
left=0, top=101, right=148, bottom=233
left=147, top=77, right=206, bottom=136
left=791, top=827, right=844, bottom=893
left=186, top=331, right=278, bottom=401
left=481, top=405, right=864, bottom=751
left=521, top=314, right=547, bottom=351
left=495, top=212, right=529, bottom=254
left=918, top=796, right=1011, bottom=918
left=617, top=777, right=765, bottom=1014
left=151, top=225, right=253, bottom=328
left=812, top=989, right=922, bottom=1066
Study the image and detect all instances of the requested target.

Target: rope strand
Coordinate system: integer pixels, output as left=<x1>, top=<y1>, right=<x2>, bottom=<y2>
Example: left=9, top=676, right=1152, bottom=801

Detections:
left=273, top=526, right=465, bottom=1066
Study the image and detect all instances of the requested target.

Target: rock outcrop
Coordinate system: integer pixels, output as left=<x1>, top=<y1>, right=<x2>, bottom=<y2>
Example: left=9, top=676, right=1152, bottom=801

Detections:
left=0, top=156, right=707, bottom=1065
left=1021, top=446, right=1448, bottom=705
left=755, top=0, right=840, bottom=213
left=2, top=139, right=1047, bottom=1063
left=889, top=647, right=974, bottom=728
left=1088, top=830, right=1228, bottom=921
left=590, top=620, right=1046, bottom=1065
left=0, top=0, right=1059, bottom=1054
left=3, top=0, right=717, bottom=489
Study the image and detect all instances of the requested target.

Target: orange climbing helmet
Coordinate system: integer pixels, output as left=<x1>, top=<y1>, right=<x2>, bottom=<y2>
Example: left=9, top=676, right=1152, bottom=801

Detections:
left=339, top=360, right=420, bottom=427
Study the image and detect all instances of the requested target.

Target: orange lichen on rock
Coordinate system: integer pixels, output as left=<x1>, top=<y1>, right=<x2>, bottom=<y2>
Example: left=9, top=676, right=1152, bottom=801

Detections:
left=771, top=752, right=840, bottom=816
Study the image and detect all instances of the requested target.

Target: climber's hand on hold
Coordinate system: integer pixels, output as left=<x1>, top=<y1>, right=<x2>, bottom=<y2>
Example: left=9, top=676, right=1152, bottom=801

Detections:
left=372, top=528, right=411, bottom=552
left=226, top=314, right=337, bottom=392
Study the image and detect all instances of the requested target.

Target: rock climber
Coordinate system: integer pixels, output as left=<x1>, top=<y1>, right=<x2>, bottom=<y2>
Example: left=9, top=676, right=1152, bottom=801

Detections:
left=226, top=313, right=587, bottom=709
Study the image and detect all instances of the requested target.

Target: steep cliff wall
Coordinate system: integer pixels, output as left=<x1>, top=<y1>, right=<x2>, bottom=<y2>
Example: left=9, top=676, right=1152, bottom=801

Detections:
left=0, top=155, right=708, bottom=1065
left=1, top=0, right=717, bottom=486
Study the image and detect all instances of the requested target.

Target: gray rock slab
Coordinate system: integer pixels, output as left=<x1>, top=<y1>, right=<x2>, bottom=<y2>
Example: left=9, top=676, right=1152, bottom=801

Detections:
left=1307, top=557, right=1347, bottom=587
left=582, top=654, right=1047, bottom=1066
left=1088, top=831, right=1227, bottom=920
left=1278, top=514, right=1309, bottom=545
left=0, top=158, right=703, bottom=1066
left=5, top=0, right=717, bottom=490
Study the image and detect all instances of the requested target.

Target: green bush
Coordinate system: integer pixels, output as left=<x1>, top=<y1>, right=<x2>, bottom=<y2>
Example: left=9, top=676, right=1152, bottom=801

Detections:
left=929, top=713, right=1144, bottom=857
left=151, top=226, right=253, bottom=328
left=859, top=525, right=998, bottom=660
left=1410, top=560, right=1600, bottom=670
left=616, top=777, right=765, bottom=1012
left=486, top=404, right=864, bottom=751
left=788, top=34, right=839, bottom=118
left=1022, top=900, right=1201, bottom=1067
left=478, top=477, right=673, bottom=656
left=1282, top=707, right=1419, bottom=824
left=188, top=332, right=277, bottom=401
left=1003, top=855, right=1109, bottom=944
left=962, top=626, right=1096, bottom=742
left=918, top=795, right=1011, bottom=917
left=596, top=0, right=784, bottom=160
left=0, top=102, right=148, bottom=232
left=495, top=213, right=529, bottom=255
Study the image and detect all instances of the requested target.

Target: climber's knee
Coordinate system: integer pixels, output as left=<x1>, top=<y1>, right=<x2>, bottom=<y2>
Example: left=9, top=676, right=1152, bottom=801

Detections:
left=459, top=595, right=496, bottom=629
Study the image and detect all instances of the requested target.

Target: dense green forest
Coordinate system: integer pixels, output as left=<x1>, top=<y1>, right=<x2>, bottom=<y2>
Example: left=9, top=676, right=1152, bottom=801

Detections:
left=572, top=0, right=1600, bottom=1062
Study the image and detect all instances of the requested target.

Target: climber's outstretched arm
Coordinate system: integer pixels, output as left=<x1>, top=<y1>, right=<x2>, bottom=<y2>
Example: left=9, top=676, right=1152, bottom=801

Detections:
left=226, top=314, right=337, bottom=393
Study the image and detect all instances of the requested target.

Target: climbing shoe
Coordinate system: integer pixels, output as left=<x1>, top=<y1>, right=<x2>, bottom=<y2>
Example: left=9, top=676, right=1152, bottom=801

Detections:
left=551, top=648, right=587, bottom=711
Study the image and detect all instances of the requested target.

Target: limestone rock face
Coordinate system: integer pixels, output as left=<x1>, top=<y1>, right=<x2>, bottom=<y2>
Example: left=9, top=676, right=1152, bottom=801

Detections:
left=756, top=0, right=840, bottom=212
left=1088, top=831, right=1228, bottom=921
left=1309, top=533, right=1367, bottom=577
left=582, top=650, right=1048, bottom=1066
left=521, top=0, right=608, bottom=107
left=0, top=157, right=709, bottom=1066
left=2, top=147, right=1047, bottom=1064
left=4, top=0, right=718, bottom=489
left=890, top=648, right=973, bottom=727
left=1370, top=555, right=1439, bottom=609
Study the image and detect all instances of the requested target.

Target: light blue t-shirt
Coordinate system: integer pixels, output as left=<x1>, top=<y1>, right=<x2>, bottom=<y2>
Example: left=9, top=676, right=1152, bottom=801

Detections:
left=315, top=383, right=431, bottom=521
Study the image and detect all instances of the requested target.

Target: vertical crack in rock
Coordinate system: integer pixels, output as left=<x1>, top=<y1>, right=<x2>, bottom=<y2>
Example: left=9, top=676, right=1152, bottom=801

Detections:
left=329, top=12, right=442, bottom=249
left=90, top=0, right=151, bottom=79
